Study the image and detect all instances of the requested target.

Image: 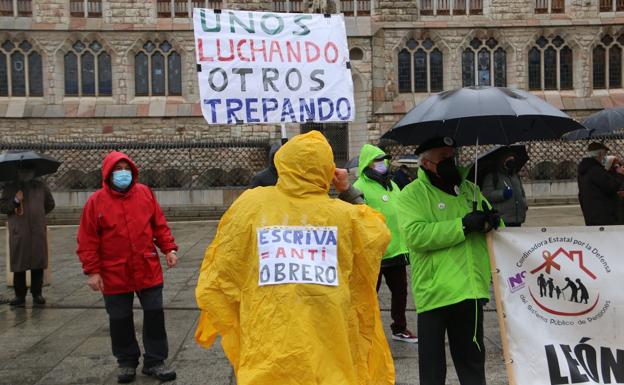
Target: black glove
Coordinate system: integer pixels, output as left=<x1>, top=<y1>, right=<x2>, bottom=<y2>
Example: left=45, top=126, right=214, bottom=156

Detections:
left=462, top=211, right=488, bottom=234
left=483, top=204, right=501, bottom=231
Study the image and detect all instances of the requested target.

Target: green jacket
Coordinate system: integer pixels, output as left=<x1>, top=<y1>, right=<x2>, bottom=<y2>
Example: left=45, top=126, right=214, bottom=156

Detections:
left=397, top=167, right=494, bottom=313
left=354, top=144, right=409, bottom=260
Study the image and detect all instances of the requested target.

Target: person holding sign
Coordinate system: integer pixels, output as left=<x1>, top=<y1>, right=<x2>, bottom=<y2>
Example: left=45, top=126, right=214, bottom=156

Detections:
left=397, top=136, right=501, bottom=385
left=354, top=144, right=417, bottom=343
left=195, top=131, right=395, bottom=385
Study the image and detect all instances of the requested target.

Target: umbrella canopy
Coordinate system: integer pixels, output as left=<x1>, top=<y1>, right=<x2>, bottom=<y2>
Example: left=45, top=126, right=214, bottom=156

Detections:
left=381, top=86, right=584, bottom=146
left=345, top=156, right=359, bottom=170
left=467, top=145, right=528, bottom=185
left=0, top=150, right=62, bottom=182
left=562, top=107, right=624, bottom=140
left=582, top=107, right=624, bottom=132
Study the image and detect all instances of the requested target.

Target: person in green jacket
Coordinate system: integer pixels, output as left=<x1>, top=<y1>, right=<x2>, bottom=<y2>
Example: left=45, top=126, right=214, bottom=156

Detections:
left=396, top=136, right=501, bottom=385
left=354, top=144, right=417, bottom=343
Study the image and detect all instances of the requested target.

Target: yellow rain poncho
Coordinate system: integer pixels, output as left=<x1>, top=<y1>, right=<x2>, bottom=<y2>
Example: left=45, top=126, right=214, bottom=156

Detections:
left=195, top=131, right=395, bottom=385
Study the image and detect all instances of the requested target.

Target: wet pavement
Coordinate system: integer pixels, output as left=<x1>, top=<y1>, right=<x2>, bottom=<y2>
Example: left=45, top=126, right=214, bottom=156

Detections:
left=0, top=205, right=584, bottom=385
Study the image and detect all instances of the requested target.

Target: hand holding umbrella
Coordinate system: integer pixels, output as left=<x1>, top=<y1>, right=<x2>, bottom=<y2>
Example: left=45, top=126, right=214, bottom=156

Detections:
left=14, top=190, right=24, bottom=216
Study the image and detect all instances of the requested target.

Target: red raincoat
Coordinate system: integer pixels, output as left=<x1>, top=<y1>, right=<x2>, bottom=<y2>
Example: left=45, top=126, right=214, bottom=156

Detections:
left=77, top=151, right=178, bottom=295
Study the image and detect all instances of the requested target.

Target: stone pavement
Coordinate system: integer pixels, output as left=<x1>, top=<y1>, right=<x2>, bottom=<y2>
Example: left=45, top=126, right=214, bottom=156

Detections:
left=0, top=205, right=584, bottom=385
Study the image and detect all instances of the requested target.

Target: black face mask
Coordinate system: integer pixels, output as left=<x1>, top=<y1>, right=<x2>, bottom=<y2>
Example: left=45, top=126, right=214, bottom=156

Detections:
left=436, top=157, right=461, bottom=187
left=504, top=159, right=516, bottom=173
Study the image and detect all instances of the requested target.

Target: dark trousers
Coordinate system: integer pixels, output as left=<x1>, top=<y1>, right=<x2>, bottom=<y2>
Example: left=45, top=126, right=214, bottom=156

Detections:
left=13, top=269, right=44, bottom=298
left=418, top=299, right=486, bottom=385
left=376, top=264, right=408, bottom=334
left=103, top=285, right=168, bottom=369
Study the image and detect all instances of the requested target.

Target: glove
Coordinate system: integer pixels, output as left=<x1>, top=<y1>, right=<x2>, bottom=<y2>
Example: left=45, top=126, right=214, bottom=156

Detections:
left=483, top=205, right=501, bottom=231
left=462, top=211, right=488, bottom=234
left=502, top=186, right=513, bottom=199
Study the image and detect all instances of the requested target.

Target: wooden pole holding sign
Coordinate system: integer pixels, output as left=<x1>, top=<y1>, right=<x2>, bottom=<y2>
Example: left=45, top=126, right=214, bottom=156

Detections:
left=486, top=232, right=517, bottom=385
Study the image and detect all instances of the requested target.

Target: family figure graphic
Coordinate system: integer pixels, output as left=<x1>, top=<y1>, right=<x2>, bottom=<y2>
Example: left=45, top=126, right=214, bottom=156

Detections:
left=536, top=274, right=590, bottom=304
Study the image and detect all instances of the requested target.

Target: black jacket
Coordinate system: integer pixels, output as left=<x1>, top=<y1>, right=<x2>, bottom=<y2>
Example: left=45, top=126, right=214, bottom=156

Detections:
left=249, top=143, right=280, bottom=188
left=578, top=157, right=624, bottom=225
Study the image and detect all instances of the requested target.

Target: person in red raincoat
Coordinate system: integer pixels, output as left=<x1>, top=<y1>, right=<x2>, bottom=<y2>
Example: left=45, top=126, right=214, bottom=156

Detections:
left=77, top=151, right=178, bottom=384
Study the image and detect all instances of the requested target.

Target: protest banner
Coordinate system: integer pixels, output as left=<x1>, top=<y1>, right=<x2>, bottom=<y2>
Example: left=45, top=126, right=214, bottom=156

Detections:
left=193, top=9, right=355, bottom=125
left=488, top=227, right=624, bottom=385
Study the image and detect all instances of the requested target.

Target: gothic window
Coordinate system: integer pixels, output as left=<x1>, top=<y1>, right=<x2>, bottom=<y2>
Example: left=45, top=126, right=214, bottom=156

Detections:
left=528, top=36, right=573, bottom=91
left=420, top=0, right=482, bottom=15
left=64, top=40, right=112, bottom=96
left=0, top=39, right=43, bottom=97
left=535, top=0, right=564, bottom=14
left=70, top=0, right=102, bottom=17
left=134, top=40, right=182, bottom=96
left=0, top=0, right=32, bottom=16
left=160, top=0, right=223, bottom=17
left=397, top=38, right=443, bottom=93
left=592, top=34, right=623, bottom=90
left=599, top=0, right=624, bottom=12
left=461, top=37, right=506, bottom=87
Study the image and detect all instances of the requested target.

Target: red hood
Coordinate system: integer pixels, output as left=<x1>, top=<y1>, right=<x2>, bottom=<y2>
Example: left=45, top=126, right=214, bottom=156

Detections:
left=101, top=151, right=139, bottom=189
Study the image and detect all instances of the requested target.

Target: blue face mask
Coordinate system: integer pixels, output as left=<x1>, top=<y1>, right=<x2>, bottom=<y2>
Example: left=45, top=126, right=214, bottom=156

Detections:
left=112, top=170, right=132, bottom=190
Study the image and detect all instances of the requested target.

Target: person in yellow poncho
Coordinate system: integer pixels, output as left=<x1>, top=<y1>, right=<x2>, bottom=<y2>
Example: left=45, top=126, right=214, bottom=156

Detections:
left=195, top=130, right=395, bottom=385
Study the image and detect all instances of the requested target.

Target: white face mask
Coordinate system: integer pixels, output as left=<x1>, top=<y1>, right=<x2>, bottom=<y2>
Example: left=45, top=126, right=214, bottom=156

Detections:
left=371, top=160, right=388, bottom=174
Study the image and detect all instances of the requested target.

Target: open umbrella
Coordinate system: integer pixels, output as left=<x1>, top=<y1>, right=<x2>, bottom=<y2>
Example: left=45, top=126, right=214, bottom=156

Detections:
left=382, top=86, right=584, bottom=146
left=345, top=156, right=359, bottom=170
left=381, top=86, right=583, bottom=207
left=467, top=145, right=528, bottom=185
left=562, top=107, right=624, bottom=140
left=0, top=150, right=61, bottom=182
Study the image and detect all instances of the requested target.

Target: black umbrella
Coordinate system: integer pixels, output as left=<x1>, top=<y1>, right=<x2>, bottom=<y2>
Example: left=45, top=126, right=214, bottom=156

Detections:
left=382, top=86, right=584, bottom=146
left=0, top=150, right=62, bottom=182
left=583, top=107, right=624, bottom=132
left=467, top=145, right=528, bottom=185
left=562, top=107, right=624, bottom=140
left=381, top=86, right=582, bottom=208
left=345, top=156, right=359, bottom=170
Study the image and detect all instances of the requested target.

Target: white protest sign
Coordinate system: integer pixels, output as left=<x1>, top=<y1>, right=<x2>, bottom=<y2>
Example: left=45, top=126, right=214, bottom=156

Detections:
left=490, top=227, right=624, bottom=385
left=193, top=9, right=355, bottom=124
left=257, top=226, right=338, bottom=286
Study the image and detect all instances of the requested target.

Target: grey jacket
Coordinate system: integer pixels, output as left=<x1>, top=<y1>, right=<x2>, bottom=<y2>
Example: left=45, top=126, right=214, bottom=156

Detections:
left=481, top=170, right=527, bottom=225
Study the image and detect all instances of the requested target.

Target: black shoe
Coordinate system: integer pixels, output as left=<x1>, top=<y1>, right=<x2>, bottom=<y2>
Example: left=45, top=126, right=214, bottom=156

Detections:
left=9, top=297, right=25, bottom=307
left=142, top=364, right=176, bottom=382
left=117, top=367, right=136, bottom=383
left=32, top=295, right=46, bottom=305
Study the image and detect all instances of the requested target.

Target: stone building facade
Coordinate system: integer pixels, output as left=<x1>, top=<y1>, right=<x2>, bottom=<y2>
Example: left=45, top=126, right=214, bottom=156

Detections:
left=1, top=0, right=624, bottom=163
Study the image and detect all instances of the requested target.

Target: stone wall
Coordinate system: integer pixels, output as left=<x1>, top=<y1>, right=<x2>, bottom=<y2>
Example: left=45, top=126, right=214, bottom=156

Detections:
left=3, top=1, right=624, bottom=154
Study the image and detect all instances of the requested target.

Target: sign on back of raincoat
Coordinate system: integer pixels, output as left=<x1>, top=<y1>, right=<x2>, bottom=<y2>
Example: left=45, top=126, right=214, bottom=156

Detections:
left=195, top=131, right=395, bottom=385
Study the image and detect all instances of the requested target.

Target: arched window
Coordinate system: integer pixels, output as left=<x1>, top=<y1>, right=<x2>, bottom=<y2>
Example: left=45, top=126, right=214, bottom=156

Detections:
left=349, top=47, right=364, bottom=61
left=64, top=40, right=112, bottom=96
left=0, top=40, right=42, bottom=97
left=134, top=40, right=182, bottom=96
left=592, top=34, right=624, bottom=90
left=528, top=36, right=573, bottom=91
left=397, top=38, right=443, bottom=93
left=461, top=37, right=506, bottom=87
